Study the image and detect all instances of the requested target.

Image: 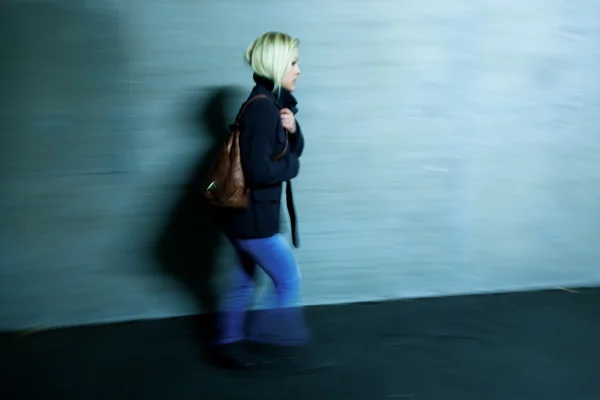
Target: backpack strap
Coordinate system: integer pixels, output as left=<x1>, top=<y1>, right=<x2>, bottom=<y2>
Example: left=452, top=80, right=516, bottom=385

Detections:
left=234, top=94, right=280, bottom=122
left=231, top=94, right=288, bottom=161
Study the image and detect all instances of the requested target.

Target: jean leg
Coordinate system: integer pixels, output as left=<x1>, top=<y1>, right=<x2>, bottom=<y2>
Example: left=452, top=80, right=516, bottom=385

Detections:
left=234, top=234, right=310, bottom=346
left=215, top=250, right=255, bottom=345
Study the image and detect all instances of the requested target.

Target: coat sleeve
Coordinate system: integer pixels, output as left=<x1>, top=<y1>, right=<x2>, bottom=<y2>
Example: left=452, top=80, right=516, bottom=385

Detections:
left=290, top=122, right=305, bottom=157
left=240, top=99, right=300, bottom=187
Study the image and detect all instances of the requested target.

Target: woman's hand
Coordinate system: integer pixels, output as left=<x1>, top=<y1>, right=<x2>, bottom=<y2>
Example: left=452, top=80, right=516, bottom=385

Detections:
left=280, top=108, right=297, bottom=133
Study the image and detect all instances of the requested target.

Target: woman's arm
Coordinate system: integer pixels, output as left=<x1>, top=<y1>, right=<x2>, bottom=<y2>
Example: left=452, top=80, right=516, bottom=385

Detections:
left=240, top=99, right=300, bottom=187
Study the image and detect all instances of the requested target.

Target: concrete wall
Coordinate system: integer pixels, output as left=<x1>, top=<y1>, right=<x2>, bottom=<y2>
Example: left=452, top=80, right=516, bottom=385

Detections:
left=1, top=0, right=599, bottom=330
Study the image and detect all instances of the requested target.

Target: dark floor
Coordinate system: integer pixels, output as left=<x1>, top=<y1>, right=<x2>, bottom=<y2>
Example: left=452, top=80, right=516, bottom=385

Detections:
left=1, top=287, right=599, bottom=400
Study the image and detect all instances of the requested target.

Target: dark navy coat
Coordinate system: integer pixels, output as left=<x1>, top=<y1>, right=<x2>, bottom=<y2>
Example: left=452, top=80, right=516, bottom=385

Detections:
left=217, top=74, right=305, bottom=246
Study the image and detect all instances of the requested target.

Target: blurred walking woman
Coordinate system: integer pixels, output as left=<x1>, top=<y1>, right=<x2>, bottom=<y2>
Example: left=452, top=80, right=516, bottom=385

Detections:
left=213, top=32, right=328, bottom=372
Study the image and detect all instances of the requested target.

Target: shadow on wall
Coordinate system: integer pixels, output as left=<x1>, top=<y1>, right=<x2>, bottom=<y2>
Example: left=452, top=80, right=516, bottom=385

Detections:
left=154, top=86, right=244, bottom=351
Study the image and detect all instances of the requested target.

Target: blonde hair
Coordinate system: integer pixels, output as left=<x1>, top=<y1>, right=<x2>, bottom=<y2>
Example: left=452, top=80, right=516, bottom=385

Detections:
left=245, top=32, right=300, bottom=92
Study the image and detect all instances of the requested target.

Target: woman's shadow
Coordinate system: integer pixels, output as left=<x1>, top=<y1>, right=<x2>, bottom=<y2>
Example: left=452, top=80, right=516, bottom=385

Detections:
left=154, top=85, right=244, bottom=359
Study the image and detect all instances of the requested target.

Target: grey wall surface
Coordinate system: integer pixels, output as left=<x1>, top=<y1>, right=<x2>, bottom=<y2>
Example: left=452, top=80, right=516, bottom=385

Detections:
left=1, top=0, right=599, bottom=330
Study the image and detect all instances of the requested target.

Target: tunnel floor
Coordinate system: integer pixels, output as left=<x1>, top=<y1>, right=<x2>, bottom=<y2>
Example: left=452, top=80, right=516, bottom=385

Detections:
left=2, top=286, right=599, bottom=400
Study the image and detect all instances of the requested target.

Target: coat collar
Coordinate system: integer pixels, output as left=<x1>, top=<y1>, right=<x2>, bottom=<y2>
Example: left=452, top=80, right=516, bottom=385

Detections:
left=251, top=74, right=299, bottom=114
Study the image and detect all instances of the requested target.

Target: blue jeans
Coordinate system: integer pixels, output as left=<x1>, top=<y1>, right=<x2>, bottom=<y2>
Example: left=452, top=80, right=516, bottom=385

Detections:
left=216, top=234, right=310, bottom=346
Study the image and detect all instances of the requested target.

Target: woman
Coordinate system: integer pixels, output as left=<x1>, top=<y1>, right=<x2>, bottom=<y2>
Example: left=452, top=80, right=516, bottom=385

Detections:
left=213, top=32, right=326, bottom=371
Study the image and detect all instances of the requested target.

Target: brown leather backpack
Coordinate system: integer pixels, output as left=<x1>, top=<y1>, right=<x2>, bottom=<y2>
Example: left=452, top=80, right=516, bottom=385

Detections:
left=203, top=94, right=288, bottom=208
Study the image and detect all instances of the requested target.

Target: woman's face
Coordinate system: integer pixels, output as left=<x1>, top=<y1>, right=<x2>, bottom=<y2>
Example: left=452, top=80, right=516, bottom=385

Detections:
left=281, top=49, right=300, bottom=92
